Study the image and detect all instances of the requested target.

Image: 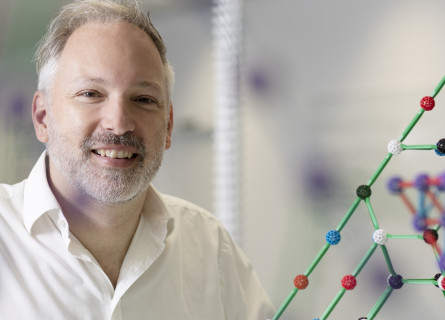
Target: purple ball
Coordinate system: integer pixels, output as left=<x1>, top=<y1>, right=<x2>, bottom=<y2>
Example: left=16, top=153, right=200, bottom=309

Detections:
left=437, top=173, right=445, bottom=191
left=412, top=216, right=427, bottom=231
left=414, top=174, right=429, bottom=192
left=387, top=274, right=404, bottom=289
left=387, top=177, right=402, bottom=193
left=440, top=215, right=445, bottom=228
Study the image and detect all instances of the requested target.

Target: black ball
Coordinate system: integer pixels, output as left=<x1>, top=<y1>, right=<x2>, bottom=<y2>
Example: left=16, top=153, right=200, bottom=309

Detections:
left=356, top=185, right=372, bottom=199
left=434, top=273, right=441, bottom=288
left=436, top=138, right=445, bottom=154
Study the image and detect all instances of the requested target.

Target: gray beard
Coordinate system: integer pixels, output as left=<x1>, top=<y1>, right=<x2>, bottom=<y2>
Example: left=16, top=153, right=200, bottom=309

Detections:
left=46, top=117, right=166, bottom=204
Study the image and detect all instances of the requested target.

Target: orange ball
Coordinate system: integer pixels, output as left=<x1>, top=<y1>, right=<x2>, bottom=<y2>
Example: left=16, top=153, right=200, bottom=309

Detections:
left=294, top=274, right=309, bottom=290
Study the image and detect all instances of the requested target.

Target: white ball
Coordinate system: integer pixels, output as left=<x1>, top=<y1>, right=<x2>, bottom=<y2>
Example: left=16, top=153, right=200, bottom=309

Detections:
left=372, top=229, right=387, bottom=245
left=438, top=275, right=445, bottom=290
left=387, top=140, right=402, bottom=155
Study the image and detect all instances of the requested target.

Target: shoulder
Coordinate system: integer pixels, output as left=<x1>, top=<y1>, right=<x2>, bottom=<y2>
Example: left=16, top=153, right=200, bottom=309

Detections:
left=159, top=193, right=234, bottom=253
left=0, top=180, right=27, bottom=232
left=161, top=194, right=223, bottom=229
left=0, top=180, right=26, bottom=204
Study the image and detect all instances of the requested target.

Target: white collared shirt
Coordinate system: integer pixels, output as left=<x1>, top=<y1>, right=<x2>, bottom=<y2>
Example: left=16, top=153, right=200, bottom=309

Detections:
left=0, top=152, right=274, bottom=319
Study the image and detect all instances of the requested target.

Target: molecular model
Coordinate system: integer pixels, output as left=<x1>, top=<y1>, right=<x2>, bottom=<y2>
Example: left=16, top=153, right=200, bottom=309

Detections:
left=272, top=76, right=445, bottom=320
left=388, top=172, right=445, bottom=270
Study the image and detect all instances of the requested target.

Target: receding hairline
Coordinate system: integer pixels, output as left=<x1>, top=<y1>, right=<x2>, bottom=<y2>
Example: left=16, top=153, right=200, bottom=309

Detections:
left=35, top=0, right=169, bottom=70
left=35, top=0, right=175, bottom=100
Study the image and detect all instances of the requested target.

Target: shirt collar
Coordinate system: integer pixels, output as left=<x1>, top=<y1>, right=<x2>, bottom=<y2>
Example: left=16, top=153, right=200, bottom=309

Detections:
left=23, top=151, right=62, bottom=234
left=23, top=151, right=173, bottom=235
left=142, top=184, right=173, bottom=236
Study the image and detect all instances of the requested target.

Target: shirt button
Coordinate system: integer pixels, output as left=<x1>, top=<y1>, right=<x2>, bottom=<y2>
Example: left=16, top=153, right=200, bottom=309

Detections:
left=59, top=220, right=66, bottom=229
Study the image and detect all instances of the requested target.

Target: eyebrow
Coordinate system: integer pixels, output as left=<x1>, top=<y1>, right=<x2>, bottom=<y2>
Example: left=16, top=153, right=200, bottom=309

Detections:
left=74, top=77, right=163, bottom=90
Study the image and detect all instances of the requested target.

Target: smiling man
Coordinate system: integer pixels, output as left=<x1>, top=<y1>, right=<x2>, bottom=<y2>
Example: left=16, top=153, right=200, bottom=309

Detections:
left=0, top=0, right=274, bottom=319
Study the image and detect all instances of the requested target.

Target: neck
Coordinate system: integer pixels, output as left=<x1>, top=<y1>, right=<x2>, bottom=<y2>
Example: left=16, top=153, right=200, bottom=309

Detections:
left=59, top=190, right=145, bottom=234
left=47, top=159, right=147, bottom=287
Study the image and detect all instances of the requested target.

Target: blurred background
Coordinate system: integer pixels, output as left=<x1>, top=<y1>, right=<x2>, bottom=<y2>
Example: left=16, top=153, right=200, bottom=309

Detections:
left=1, top=0, right=445, bottom=318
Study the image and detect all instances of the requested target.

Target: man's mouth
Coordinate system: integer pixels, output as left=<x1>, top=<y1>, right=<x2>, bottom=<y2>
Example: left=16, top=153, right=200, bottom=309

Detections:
left=93, top=149, right=135, bottom=159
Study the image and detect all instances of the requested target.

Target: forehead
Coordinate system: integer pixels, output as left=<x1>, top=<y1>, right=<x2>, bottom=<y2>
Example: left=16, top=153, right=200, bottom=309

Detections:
left=55, top=22, right=165, bottom=91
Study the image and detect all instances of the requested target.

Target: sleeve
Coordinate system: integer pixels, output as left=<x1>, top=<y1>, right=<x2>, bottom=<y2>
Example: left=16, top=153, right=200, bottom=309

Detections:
left=218, top=227, right=275, bottom=320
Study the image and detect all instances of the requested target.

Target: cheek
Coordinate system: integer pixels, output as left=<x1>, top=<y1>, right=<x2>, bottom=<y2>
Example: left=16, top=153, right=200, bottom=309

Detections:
left=48, top=117, right=96, bottom=152
left=138, top=120, right=168, bottom=145
left=52, top=106, right=99, bottom=139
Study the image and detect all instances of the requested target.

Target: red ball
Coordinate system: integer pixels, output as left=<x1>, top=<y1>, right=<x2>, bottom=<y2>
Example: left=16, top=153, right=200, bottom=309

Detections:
left=341, top=275, right=357, bottom=290
left=294, top=274, right=309, bottom=289
left=423, top=229, right=438, bottom=245
left=420, top=96, right=435, bottom=111
left=440, top=276, right=445, bottom=291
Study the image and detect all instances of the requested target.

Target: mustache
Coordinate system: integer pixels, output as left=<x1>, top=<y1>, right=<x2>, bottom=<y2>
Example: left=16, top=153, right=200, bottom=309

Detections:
left=81, top=132, right=147, bottom=157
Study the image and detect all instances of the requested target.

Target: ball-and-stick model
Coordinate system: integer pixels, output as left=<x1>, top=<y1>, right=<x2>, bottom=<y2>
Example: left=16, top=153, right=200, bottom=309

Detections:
left=387, top=172, right=445, bottom=270
left=272, top=75, right=445, bottom=320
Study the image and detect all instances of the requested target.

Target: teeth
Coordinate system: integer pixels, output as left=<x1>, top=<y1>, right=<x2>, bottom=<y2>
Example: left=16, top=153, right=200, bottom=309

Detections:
left=95, top=149, right=134, bottom=159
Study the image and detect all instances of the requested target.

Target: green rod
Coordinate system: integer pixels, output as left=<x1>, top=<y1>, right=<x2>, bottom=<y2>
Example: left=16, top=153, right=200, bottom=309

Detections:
left=401, top=144, right=436, bottom=150
left=386, top=234, right=423, bottom=240
left=398, top=109, right=425, bottom=142
left=402, top=278, right=436, bottom=285
left=352, top=243, right=378, bottom=277
left=432, top=75, right=445, bottom=98
left=366, top=153, right=393, bottom=187
left=305, top=243, right=331, bottom=277
left=273, top=243, right=333, bottom=319
left=320, top=289, right=346, bottom=320
left=380, top=245, right=396, bottom=275
left=272, top=76, right=445, bottom=319
left=336, top=197, right=362, bottom=232
left=397, top=75, right=445, bottom=143
left=365, top=198, right=380, bottom=229
left=367, top=286, right=394, bottom=320
left=272, top=288, right=298, bottom=320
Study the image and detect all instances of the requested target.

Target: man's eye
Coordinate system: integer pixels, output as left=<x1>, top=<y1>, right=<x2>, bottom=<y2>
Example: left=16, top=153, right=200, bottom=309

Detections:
left=81, top=91, right=99, bottom=98
left=136, top=97, right=156, bottom=104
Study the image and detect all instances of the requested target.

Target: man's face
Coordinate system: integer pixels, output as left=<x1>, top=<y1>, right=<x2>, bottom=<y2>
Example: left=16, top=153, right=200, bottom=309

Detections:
left=34, top=22, right=173, bottom=204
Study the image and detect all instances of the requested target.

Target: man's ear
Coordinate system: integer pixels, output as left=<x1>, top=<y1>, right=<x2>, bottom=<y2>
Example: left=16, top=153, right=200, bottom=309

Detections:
left=165, top=103, right=174, bottom=150
left=32, top=91, right=49, bottom=143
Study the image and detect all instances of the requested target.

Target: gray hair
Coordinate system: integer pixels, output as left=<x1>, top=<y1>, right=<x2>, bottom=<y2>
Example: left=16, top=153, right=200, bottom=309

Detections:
left=35, top=0, right=175, bottom=102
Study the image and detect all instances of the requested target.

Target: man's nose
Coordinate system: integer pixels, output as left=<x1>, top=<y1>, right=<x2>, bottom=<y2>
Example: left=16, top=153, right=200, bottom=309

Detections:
left=100, top=99, right=136, bottom=135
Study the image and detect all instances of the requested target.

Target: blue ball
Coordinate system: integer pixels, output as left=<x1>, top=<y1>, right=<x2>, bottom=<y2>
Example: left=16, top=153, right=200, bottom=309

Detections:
left=325, top=230, right=341, bottom=245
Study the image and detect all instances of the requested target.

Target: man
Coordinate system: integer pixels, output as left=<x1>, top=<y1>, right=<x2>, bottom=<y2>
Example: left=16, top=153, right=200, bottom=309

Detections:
left=0, top=0, right=274, bottom=319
